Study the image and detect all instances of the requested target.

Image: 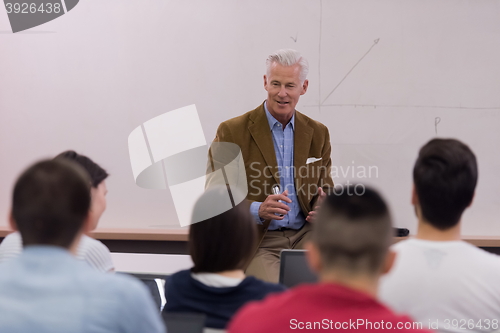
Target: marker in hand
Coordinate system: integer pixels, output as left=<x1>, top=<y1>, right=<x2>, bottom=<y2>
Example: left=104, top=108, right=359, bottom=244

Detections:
left=272, top=184, right=284, bottom=217
left=258, top=185, right=291, bottom=221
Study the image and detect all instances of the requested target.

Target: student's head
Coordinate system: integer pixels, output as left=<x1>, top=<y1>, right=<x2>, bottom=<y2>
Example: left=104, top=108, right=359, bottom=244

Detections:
left=307, top=185, right=393, bottom=279
left=10, top=159, right=91, bottom=248
left=413, top=138, right=477, bottom=230
left=189, top=187, right=256, bottom=273
left=54, top=151, right=109, bottom=231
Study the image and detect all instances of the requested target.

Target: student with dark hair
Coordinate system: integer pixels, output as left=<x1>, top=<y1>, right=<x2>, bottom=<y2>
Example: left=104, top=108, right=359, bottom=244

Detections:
left=379, top=139, right=500, bottom=333
left=0, top=150, right=114, bottom=272
left=0, top=159, right=165, bottom=333
left=55, top=150, right=109, bottom=188
left=164, top=186, right=286, bottom=329
left=228, top=186, right=430, bottom=333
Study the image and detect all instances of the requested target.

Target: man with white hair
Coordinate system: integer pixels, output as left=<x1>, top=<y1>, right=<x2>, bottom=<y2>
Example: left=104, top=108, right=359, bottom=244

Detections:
left=212, top=49, right=334, bottom=282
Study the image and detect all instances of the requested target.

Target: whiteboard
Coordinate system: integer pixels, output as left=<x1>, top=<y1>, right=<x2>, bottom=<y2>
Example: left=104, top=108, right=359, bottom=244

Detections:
left=1, top=0, right=499, bottom=235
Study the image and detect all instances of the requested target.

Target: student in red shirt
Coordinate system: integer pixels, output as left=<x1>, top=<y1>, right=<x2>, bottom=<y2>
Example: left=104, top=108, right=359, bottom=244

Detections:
left=228, top=186, right=432, bottom=333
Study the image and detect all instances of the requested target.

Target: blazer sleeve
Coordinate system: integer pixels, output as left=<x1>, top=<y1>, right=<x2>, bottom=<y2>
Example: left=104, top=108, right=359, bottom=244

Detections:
left=206, top=121, right=248, bottom=200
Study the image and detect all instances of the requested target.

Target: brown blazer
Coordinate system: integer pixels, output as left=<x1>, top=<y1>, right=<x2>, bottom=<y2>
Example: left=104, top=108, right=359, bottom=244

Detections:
left=212, top=103, right=334, bottom=245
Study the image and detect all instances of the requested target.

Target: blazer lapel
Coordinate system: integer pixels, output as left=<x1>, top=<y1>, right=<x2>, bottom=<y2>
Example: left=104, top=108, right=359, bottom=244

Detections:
left=248, top=105, right=280, bottom=185
left=294, top=111, right=314, bottom=208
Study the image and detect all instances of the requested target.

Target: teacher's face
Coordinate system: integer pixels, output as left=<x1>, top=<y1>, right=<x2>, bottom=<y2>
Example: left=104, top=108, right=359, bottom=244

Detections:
left=264, top=62, right=308, bottom=122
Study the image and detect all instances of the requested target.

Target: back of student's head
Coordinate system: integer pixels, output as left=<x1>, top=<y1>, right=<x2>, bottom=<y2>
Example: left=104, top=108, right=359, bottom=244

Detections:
left=313, top=186, right=392, bottom=277
left=12, top=159, right=91, bottom=248
left=413, top=138, right=477, bottom=230
left=189, top=187, right=256, bottom=273
left=55, top=150, right=108, bottom=188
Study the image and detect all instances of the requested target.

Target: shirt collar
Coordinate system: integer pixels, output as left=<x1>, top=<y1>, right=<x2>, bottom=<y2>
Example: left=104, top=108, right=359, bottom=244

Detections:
left=22, top=245, right=74, bottom=259
left=264, top=101, right=295, bottom=131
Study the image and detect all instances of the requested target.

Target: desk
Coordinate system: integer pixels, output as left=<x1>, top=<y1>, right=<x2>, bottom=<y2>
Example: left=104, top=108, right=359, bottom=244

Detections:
left=2, top=226, right=500, bottom=255
left=0, top=226, right=189, bottom=254
left=88, top=228, right=189, bottom=254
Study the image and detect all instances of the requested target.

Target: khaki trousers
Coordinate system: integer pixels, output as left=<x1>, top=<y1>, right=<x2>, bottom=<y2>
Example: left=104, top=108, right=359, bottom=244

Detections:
left=245, top=222, right=312, bottom=283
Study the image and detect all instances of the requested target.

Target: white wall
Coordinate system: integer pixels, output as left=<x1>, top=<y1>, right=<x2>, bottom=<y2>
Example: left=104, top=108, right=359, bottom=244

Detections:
left=1, top=0, right=499, bottom=235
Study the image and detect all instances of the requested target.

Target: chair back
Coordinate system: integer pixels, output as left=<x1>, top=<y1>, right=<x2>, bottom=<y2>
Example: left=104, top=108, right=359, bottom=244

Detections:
left=162, top=312, right=206, bottom=333
left=279, top=249, right=317, bottom=288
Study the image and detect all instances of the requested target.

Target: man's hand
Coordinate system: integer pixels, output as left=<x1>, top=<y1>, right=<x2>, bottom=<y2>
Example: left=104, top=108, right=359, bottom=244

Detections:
left=258, top=190, right=292, bottom=221
left=306, top=187, right=327, bottom=223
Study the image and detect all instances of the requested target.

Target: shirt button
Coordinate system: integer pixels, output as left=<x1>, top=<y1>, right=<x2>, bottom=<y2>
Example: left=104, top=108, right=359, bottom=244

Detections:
left=278, top=124, right=281, bottom=127
left=280, top=145, right=283, bottom=148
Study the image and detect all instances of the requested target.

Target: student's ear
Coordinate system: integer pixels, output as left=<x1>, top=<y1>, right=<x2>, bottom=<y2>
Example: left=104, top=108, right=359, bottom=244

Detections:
left=8, top=211, right=17, bottom=231
left=305, top=242, right=322, bottom=274
left=411, top=184, right=422, bottom=219
left=382, top=250, right=396, bottom=275
left=411, top=184, right=418, bottom=206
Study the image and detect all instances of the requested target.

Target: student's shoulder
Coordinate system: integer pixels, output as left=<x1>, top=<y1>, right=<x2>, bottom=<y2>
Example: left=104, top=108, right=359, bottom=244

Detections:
left=236, top=283, right=293, bottom=314
left=390, top=238, right=426, bottom=253
left=391, top=238, right=411, bottom=250
left=0, top=231, right=22, bottom=249
left=79, top=234, right=105, bottom=247
left=90, top=272, right=165, bottom=332
left=228, top=288, right=295, bottom=332
left=76, top=235, right=114, bottom=272
left=245, top=276, right=287, bottom=293
left=0, top=257, right=20, bottom=280
left=385, top=312, right=433, bottom=333
left=0, top=232, right=22, bottom=262
left=78, top=235, right=111, bottom=256
left=80, top=268, right=148, bottom=298
left=114, top=274, right=154, bottom=304
left=166, top=269, right=191, bottom=286
left=461, top=241, right=500, bottom=266
left=1, top=231, right=21, bottom=242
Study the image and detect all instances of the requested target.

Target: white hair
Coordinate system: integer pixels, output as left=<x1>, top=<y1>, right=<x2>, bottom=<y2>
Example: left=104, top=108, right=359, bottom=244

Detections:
left=266, top=49, right=309, bottom=82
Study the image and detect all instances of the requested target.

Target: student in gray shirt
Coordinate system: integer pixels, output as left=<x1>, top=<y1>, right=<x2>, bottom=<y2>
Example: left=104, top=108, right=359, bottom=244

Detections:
left=0, top=151, right=114, bottom=273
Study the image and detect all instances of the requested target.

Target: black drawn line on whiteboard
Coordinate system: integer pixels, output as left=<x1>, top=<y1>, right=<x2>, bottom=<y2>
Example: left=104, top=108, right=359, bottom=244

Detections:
left=318, top=0, right=323, bottom=113
left=291, top=32, right=298, bottom=42
left=321, top=38, right=380, bottom=105
left=304, top=103, right=500, bottom=110
left=435, top=117, right=441, bottom=135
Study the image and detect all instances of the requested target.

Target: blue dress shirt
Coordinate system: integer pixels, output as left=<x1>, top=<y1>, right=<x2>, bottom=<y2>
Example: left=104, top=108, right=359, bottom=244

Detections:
left=250, top=102, right=306, bottom=230
left=0, top=246, right=165, bottom=333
